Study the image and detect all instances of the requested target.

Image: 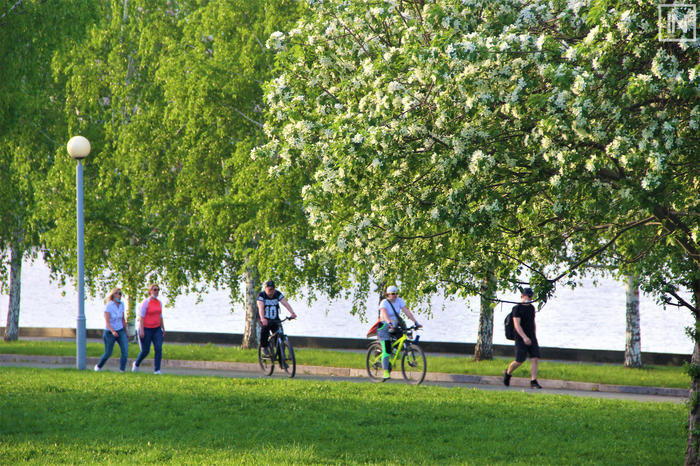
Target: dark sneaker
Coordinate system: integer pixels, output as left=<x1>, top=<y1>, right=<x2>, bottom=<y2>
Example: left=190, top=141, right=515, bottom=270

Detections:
left=503, top=370, right=511, bottom=386
left=530, top=379, right=542, bottom=389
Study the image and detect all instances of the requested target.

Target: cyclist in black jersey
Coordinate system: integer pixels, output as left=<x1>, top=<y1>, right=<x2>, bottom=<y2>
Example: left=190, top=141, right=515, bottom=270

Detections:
left=257, top=280, right=296, bottom=351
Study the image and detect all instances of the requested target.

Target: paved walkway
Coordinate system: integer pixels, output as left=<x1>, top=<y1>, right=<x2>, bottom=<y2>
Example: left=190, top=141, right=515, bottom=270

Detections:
left=0, top=353, right=687, bottom=404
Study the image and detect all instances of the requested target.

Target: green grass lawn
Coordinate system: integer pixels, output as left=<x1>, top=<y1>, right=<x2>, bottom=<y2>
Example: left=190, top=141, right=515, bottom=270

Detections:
left=0, top=340, right=690, bottom=388
left=0, top=367, right=685, bottom=464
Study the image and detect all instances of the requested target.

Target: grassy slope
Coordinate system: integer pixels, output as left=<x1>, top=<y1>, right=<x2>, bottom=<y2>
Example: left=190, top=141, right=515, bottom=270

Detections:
left=0, top=367, right=685, bottom=464
left=0, top=340, right=690, bottom=388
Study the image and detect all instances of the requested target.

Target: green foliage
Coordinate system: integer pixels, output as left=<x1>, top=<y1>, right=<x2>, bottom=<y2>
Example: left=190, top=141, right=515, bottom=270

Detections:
left=0, top=367, right=686, bottom=464
left=685, top=361, right=700, bottom=380
left=41, top=0, right=191, bottom=311
left=586, top=0, right=612, bottom=26
left=258, top=0, right=700, bottom=320
left=150, top=0, right=326, bottom=302
left=40, top=0, right=327, bottom=324
left=0, top=0, right=100, bottom=288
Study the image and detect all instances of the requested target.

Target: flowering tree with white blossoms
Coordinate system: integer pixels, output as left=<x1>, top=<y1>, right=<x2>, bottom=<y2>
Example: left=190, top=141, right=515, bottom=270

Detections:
left=259, top=0, right=699, bottom=459
left=258, top=1, right=526, bottom=358
left=481, top=3, right=700, bottom=459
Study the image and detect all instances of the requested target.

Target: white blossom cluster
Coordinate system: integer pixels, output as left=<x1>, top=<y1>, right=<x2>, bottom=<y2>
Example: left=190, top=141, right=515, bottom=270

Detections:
left=253, top=0, right=699, bottom=298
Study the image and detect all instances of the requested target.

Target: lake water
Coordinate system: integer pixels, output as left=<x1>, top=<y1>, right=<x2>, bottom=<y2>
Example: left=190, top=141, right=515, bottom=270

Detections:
left=1, top=259, right=695, bottom=355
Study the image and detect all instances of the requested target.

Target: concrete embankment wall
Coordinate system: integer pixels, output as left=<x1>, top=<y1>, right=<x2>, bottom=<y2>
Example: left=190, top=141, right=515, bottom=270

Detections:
left=1, top=326, right=690, bottom=366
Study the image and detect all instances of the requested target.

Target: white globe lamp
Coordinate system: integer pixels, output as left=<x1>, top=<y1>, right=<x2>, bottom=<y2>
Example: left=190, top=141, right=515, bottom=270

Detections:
left=67, top=136, right=91, bottom=160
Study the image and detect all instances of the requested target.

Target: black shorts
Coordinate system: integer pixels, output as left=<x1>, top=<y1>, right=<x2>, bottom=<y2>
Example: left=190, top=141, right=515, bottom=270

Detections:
left=515, top=339, right=541, bottom=363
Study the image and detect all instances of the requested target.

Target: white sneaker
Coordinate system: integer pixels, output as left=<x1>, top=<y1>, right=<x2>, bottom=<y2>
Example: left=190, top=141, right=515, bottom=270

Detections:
left=93, top=364, right=101, bottom=372
left=154, top=370, right=162, bottom=375
left=132, top=362, right=139, bottom=372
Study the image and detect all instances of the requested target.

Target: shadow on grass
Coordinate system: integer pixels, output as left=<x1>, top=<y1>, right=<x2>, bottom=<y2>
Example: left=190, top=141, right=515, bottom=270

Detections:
left=0, top=367, right=686, bottom=464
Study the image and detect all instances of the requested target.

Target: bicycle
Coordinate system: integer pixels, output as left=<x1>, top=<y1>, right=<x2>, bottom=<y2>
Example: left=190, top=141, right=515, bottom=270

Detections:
left=258, top=316, right=296, bottom=378
left=366, top=324, right=426, bottom=385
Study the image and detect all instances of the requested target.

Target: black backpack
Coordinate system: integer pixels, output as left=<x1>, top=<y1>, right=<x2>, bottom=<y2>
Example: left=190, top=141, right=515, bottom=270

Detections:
left=504, top=311, right=515, bottom=340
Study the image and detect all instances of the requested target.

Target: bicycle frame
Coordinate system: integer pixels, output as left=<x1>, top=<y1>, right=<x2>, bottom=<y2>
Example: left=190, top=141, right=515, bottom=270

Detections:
left=385, top=328, right=419, bottom=365
left=266, top=317, right=290, bottom=360
left=366, top=325, right=425, bottom=384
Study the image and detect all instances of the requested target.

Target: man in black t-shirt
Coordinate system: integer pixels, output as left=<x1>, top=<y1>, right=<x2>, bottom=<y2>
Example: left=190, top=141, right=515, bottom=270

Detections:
left=503, top=288, right=542, bottom=389
left=257, top=280, right=297, bottom=352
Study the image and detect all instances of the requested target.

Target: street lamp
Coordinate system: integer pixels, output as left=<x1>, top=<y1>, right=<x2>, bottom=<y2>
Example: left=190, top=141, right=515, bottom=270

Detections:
left=67, top=136, right=90, bottom=370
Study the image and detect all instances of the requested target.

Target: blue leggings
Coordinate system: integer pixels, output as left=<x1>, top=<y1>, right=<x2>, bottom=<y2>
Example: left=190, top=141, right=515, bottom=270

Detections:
left=135, top=327, right=163, bottom=371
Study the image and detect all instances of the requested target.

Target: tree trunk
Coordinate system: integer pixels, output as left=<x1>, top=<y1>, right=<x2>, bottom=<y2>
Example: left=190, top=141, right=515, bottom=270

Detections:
left=241, top=262, right=260, bottom=349
left=124, top=285, right=138, bottom=343
left=624, top=274, right=642, bottom=368
left=474, top=275, right=495, bottom=361
left=376, top=281, right=387, bottom=318
left=685, top=279, right=700, bottom=466
left=4, top=242, right=23, bottom=342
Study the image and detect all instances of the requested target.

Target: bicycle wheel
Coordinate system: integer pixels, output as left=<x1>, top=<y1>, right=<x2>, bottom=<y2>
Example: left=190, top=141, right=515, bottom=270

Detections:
left=258, top=342, right=274, bottom=376
left=280, top=337, right=296, bottom=378
left=401, top=343, right=426, bottom=385
left=366, top=342, right=384, bottom=382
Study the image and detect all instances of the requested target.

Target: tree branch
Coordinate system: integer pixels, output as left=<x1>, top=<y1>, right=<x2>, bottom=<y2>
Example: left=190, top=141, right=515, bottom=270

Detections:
left=653, top=205, right=700, bottom=265
left=0, top=0, right=25, bottom=21
left=550, top=216, right=655, bottom=282
left=229, top=106, right=264, bottom=128
left=666, top=289, right=699, bottom=316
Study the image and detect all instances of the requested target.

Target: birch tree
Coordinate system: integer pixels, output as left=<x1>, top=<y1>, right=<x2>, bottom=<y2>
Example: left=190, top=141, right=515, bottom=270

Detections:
left=624, top=274, right=642, bottom=368
left=41, top=0, right=194, bottom=336
left=0, top=0, right=99, bottom=340
left=151, top=0, right=315, bottom=348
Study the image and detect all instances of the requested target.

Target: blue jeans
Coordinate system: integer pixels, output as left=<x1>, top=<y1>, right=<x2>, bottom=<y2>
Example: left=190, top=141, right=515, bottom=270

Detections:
left=135, top=327, right=163, bottom=371
left=97, top=328, right=129, bottom=371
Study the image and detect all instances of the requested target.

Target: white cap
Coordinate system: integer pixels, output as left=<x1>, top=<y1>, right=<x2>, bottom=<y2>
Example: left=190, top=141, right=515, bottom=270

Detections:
left=386, top=285, right=398, bottom=293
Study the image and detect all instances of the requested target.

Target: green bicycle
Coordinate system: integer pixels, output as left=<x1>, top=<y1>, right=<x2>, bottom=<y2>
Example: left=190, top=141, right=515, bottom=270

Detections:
left=366, top=325, right=426, bottom=385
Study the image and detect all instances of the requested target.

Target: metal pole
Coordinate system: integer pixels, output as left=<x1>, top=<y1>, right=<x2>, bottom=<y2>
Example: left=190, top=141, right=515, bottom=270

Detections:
left=76, top=160, right=86, bottom=369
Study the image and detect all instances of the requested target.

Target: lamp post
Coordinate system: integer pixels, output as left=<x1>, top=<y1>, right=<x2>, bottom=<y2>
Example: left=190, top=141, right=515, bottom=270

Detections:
left=67, top=136, right=91, bottom=370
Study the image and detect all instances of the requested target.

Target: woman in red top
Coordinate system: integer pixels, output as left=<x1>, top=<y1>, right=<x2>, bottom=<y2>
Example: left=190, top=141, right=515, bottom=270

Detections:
left=132, top=284, right=165, bottom=374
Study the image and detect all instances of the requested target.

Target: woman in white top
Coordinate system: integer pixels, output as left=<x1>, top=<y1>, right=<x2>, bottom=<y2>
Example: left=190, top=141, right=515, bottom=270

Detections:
left=95, top=287, right=129, bottom=372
